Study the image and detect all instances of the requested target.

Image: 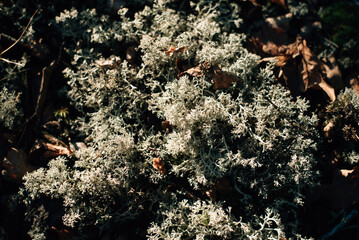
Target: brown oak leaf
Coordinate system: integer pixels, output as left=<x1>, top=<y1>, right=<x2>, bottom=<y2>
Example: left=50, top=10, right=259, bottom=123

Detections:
left=164, top=46, right=186, bottom=56
left=153, top=157, right=166, bottom=174
left=179, top=61, right=238, bottom=90
left=274, top=37, right=336, bottom=101
left=212, top=65, right=239, bottom=90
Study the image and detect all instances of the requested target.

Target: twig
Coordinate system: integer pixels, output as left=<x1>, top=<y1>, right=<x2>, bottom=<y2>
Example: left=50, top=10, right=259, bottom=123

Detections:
left=0, top=57, right=24, bottom=66
left=17, top=61, right=55, bottom=145
left=0, top=10, right=38, bottom=56
left=319, top=209, right=358, bottom=240
left=30, top=60, right=56, bottom=120
left=0, top=33, right=18, bottom=42
left=0, top=68, right=29, bottom=82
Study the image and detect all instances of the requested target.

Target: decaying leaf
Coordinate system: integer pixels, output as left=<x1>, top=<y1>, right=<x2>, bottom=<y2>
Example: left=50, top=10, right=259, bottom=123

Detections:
left=29, top=137, right=71, bottom=165
left=212, top=65, right=239, bottom=90
left=1, top=148, right=34, bottom=183
left=181, top=65, right=205, bottom=77
left=322, top=56, right=344, bottom=90
left=164, top=45, right=186, bottom=56
left=153, top=157, right=166, bottom=174
left=251, top=13, right=293, bottom=56
left=179, top=61, right=238, bottom=89
left=271, top=37, right=336, bottom=101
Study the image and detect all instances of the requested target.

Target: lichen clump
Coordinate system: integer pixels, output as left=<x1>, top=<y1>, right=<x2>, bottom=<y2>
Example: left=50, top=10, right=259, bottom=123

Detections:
left=19, top=0, right=323, bottom=239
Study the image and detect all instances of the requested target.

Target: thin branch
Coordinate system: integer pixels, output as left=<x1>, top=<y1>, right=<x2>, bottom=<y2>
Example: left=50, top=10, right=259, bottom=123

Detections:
left=0, top=57, right=24, bottom=66
left=0, top=10, right=38, bottom=56
left=319, top=209, right=358, bottom=240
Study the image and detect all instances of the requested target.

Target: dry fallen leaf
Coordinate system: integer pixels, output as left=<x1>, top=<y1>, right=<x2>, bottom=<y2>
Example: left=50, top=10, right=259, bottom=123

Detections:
left=179, top=61, right=238, bottom=89
left=29, top=138, right=71, bottom=165
left=212, top=65, right=239, bottom=90
left=322, top=56, right=344, bottom=90
left=153, top=157, right=166, bottom=174
left=271, top=37, right=336, bottom=101
left=299, top=38, right=336, bottom=101
left=251, top=13, right=293, bottom=56
left=164, top=45, right=186, bottom=56
left=180, top=64, right=205, bottom=78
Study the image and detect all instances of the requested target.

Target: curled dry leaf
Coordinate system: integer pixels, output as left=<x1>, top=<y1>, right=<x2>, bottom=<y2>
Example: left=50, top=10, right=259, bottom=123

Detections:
left=164, top=45, right=186, bottom=56
left=29, top=136, right=71, bottom=165
left=322, top=56, right=344, bottom=90
left=179, top=61, right=238, bottom=90
left=182, top=65, right=204, bottom=77
left=178, top=61, right=211, bottom=78
left=153, top=157, right=166, bottom=174
left=251, top=13, right=293, bottom=56
left=273, top=37, right=336, bottom=101
left=212, top=65, right=239, bottom=90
